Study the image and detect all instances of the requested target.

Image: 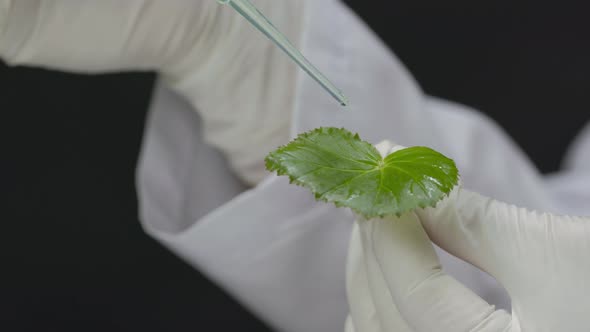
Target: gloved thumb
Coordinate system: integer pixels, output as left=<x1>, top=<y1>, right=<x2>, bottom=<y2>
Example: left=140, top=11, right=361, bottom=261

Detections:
left=358, top=213, right=512, bottom=331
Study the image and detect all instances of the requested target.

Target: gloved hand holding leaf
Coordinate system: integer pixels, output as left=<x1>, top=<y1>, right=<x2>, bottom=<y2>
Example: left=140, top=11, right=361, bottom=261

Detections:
left=268, top=127, right=590, bottom=332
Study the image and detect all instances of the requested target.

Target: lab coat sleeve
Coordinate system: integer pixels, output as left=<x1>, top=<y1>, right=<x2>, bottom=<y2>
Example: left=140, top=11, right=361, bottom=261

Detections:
left=566, top=121, right=590, bottom=171
left=544, top=122, right=590, bottom=216
left=137, top=83, right=352, bottom=332
left=138, top=1, right=589, bottom=332
left=0, top=0, right=307, bottom=185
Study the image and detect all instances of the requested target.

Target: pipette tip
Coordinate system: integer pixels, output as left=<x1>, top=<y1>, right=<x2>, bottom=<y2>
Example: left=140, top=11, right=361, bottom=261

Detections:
left=337, top=93, right=349, bottom=107
left=221, top=0, right=349, bottom=108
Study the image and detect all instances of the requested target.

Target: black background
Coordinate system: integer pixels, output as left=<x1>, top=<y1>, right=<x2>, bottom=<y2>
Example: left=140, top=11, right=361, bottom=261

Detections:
left=1, top=1, right=589, bottom=331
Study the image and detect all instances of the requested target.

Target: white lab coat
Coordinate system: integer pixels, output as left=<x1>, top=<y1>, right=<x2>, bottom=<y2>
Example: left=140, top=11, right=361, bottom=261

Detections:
left=136, top=0, right=590, bottom=331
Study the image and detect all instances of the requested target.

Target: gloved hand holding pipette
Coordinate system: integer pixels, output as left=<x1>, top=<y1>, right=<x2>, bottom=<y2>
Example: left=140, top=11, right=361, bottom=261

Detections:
left=0, top=0, right=309, bottom=185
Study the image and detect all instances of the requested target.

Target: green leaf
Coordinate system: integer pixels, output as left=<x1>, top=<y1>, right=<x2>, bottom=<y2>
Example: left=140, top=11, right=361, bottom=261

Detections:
left=265, top=127, right=459, bottom=218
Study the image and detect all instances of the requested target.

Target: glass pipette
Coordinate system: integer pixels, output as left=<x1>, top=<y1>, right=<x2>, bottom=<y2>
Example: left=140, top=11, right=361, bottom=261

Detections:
left=217, top=0, right=348, bottom=106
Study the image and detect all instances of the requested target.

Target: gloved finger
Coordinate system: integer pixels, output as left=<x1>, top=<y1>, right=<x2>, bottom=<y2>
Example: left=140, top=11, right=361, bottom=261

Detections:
left=420, top=188, right=590, bottom=329
left=0, top=0, right=227, bottom=71
left=346, top=223, right=385, bottom=332
left=415, top=188, right=532, bottom=286
left=359, top=213, right=512, bottom=332
left=358, top=221, right=416, bottom=332
left=349, top=141, right=413, bottom=332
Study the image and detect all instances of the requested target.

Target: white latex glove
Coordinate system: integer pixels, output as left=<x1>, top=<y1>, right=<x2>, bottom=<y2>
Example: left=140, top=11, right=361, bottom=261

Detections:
left=0, top=0, right=306, bottom=184
left=346, top=141, right=590, bottom=332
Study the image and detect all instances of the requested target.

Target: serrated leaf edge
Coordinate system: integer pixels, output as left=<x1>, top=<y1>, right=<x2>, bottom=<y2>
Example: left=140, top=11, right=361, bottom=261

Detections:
left=264, top=127, right=460, bottom=219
